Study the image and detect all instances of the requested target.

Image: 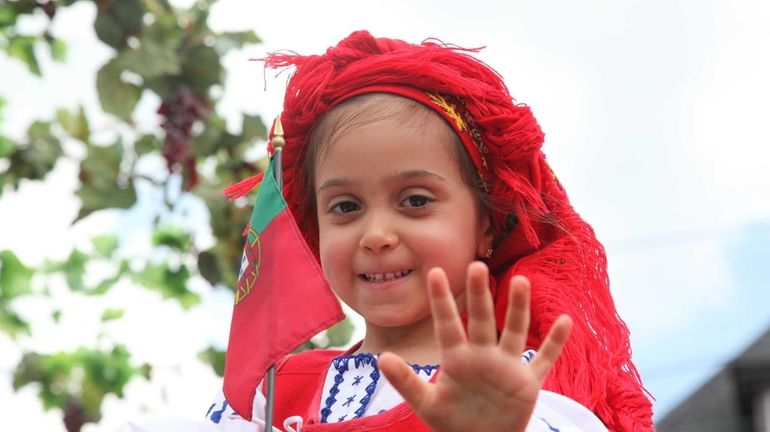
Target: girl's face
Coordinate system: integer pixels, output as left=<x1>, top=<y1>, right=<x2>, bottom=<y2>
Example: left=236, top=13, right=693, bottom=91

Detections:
left=313, top=100, right=492, bottom=331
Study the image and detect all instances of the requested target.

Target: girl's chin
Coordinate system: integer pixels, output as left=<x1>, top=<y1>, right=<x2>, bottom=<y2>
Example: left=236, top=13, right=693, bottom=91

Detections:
left=364, top=314, right=427, bottom=330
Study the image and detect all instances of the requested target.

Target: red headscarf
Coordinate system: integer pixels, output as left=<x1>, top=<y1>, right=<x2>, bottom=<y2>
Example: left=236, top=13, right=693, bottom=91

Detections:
left=250, top=30, right=652, bottom=431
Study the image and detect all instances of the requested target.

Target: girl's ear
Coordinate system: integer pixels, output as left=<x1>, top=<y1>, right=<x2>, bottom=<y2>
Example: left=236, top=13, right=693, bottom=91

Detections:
left=477, top=212, right=494, bottom=258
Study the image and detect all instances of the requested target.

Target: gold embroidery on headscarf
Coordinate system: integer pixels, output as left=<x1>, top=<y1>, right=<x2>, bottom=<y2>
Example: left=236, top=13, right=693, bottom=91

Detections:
left=425, top=92, right=490, bottom=192
left=428, top=93, right=467, bottom=132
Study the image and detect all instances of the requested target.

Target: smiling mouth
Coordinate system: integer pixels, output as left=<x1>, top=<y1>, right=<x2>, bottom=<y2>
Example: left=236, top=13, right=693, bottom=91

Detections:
left=359, top=269, right=413, bottom=282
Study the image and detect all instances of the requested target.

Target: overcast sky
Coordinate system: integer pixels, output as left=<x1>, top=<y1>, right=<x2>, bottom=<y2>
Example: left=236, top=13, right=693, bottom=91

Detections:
left=1, top=0, right=769, bottom=430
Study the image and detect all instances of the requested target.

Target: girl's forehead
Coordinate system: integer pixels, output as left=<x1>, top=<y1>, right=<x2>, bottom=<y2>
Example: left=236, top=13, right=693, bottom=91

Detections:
left=318, top=95, right=426, bottom=135
left=312, top=94, right=458, bottom=162
left=319, top=112, right=457, bottom=166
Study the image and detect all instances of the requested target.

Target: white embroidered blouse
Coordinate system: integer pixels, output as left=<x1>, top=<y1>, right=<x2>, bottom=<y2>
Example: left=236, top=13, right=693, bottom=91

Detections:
left=120, top=349, right=608, bottom=432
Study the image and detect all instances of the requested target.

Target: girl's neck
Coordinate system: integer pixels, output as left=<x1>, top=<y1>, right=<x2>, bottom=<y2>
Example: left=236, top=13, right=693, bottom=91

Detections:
left=355, top=315, right=441, bottom=365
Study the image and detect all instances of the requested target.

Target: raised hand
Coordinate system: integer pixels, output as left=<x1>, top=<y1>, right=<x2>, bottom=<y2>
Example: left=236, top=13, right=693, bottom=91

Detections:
left=378, top=261, right=573, bottom=432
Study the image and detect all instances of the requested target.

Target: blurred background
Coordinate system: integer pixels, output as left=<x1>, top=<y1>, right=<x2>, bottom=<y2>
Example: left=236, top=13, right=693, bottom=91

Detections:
left=0, top=0, right=768, bottom=431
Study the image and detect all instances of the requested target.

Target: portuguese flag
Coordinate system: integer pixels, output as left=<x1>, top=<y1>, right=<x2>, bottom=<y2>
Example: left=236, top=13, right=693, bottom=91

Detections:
left=223, top=156, right=344, bottom=420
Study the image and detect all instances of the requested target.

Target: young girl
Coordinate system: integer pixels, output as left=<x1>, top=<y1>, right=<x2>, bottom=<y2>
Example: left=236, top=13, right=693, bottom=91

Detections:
left=201, top=31, right=654, bottom=432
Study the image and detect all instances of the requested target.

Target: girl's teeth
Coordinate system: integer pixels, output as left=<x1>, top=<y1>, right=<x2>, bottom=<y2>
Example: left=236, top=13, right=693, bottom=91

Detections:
left=364, top=270, right=410, bottom=282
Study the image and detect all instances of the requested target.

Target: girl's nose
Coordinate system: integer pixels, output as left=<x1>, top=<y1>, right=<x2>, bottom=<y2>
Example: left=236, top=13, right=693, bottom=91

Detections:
left=359, top=218, right=399, bottom=253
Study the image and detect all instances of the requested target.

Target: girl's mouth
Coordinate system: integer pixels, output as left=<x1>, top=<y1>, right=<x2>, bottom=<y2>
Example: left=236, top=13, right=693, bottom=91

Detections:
left=359, top=269, right=413, bottom=282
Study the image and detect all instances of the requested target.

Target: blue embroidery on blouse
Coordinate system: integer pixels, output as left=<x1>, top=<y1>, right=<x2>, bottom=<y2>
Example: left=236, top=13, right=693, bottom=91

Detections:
left=352, top=353, right=377, bottom=368
left=209, top=401, right=228, bottom=424
left=320, top=357, right=349, bottom=423
left=330, top=352, right=378, bottom=370
left=352, top=375, right=363, bottom=385
left=538, top=416, right=560, bottom=431
left=354, top=361, right=381, bottom=418
left=338, top=415, right=347, bottom=421
left=342, top=395, right=356, bottom=407
left=521, top=349, right=536, bottom=364
left=408, top=363, right=439, bottom=376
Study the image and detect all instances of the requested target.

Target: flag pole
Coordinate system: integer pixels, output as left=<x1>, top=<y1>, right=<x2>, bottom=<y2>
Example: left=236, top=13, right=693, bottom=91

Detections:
left=264, top=115, right=285, bottom=430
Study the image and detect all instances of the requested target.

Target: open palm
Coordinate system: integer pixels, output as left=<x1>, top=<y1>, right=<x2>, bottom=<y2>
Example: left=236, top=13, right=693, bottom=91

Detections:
left=379, top=262, right=573, bottom=432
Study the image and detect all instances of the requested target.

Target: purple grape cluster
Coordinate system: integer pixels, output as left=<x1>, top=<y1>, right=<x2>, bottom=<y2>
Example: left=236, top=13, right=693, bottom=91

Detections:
left=157, top=89, right=209, bottom=189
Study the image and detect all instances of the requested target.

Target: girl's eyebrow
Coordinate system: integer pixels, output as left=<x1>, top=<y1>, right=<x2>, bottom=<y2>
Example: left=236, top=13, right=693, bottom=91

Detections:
left=392, top=169, right=447, bottom=183
left=317, top=177, right=348, bottom=193
left=317, top=170, right=447, bottom=193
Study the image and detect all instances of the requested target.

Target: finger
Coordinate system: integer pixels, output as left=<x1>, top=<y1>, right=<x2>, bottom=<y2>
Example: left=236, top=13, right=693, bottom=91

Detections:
left=498, top=275, right=531, bottom=356
left=466, top=262, right=496, bottom=346
left=379, top=352, right=431, bottom=411
left=427, top=267, right=467, bottom=350
left=530, top=314, right=573, bottom=384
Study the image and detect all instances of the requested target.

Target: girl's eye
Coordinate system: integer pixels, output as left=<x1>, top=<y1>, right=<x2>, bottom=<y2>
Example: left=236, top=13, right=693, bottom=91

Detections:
left=402, top=195, right=432, bottom=208
left=330, top=201, right=360, bottom=214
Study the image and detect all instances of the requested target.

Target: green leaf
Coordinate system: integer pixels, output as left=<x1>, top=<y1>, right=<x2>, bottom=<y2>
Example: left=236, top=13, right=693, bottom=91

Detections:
left=139, top=362, right=151, bottom=380
left=7, top=35, right=41, bottom=76
left=197, top=249, right=220, bottom=286
left=223, top=31, right=261, bottom=45
left=94, top=0, right=144, bottom=49
left=0, top=305, right=31, bottom=339
left=0, top=135, right=14, bottom=158
left=180, top=44, right=221, bottom=94
left=191, top=114, right=226, bottom=156
left=49, top=38, right=67, bottom=62
left=63, top=249, right=88, bottom=292
left=96, top=57, right=142, bottom=121
left=91, top=266, right=124, bottom=296
left=325, top=317, right=354, bottom=348
left=152, top=225, right=190, bottom=251
left=41, top=257, right=63, bottom=274
left=0, top=97, right=11, bottom=158
left=117, top=33, right=180, bottom=80
left=142, top=75, right=175, bottom=101
left=92, top=234, right=119, bottom=257
left=131, top=263, right=200, bottom=309
left=75, top=139, right=137, bottom=221
left=0, top=6, right=20, bottom=27
left=12, top=352, right=43, bottom=391
left=134, top=134, right=160, bottom=156
left=94, top=9, right=125, bottom=49
left=100, top=308, right=124, bottom=322
left=197, top=346, right=225, bottom=377
left=0, top=250, right=34, bottom=300
left=6, top=1, right=37, bottom=16
left=88, top=261, right=127, bottom=296
left=9, top=121, right=63, bottom=181
left=215, top=31, right=261, bottom=54
left=116, top=12, right=184, bottom=80
left=110, top=0, right=145, bottom=34
left=242, top=114, right=267, bottom=142
left=56, top=106, right=90, bottom=142
left=184, top=1, right=211, bottom=35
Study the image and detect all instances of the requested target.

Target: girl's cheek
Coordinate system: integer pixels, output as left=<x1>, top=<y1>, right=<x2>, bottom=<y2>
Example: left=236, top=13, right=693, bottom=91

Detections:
left=319, top=233, right=349, bottom=276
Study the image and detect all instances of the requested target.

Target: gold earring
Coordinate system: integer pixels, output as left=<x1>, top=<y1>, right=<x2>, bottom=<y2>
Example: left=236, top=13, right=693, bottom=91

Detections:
left=484, top=248, right=493, bottom=258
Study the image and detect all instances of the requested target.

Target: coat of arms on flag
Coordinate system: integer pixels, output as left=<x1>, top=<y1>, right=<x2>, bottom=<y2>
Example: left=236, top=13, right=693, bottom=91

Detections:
left=235, top=229, right=261, bottom=305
